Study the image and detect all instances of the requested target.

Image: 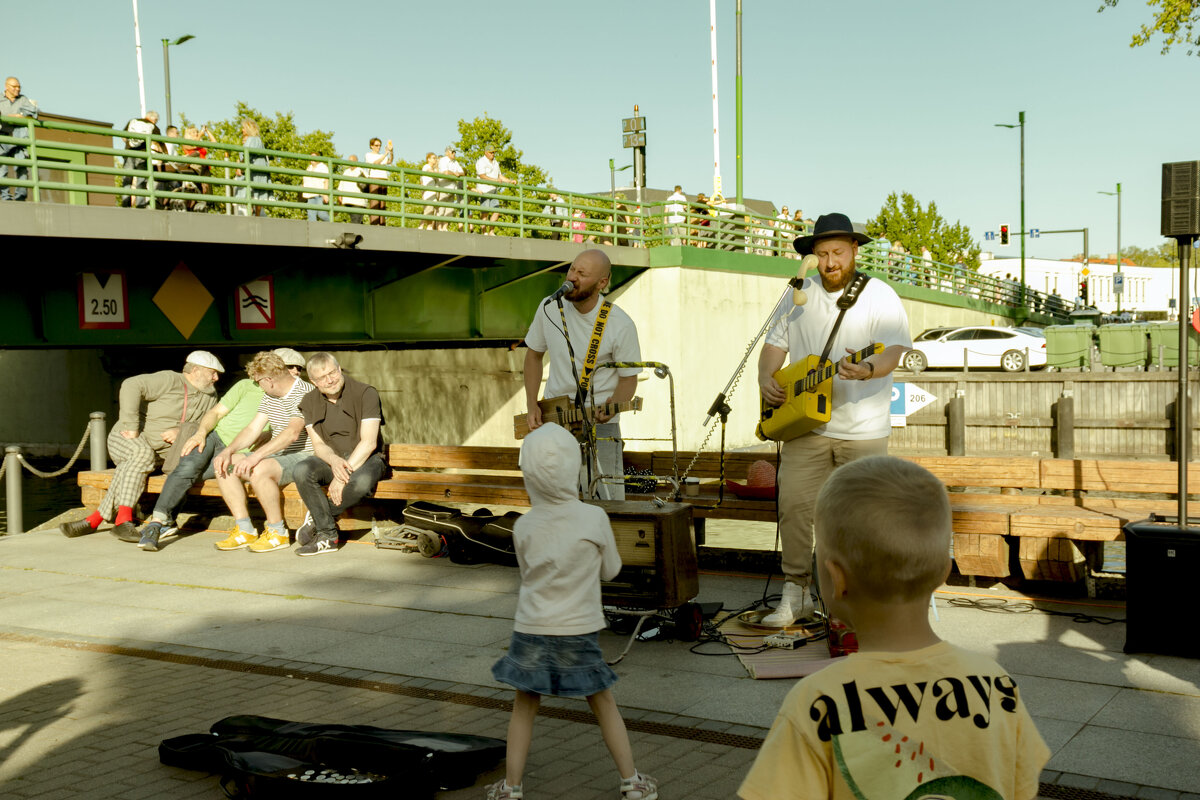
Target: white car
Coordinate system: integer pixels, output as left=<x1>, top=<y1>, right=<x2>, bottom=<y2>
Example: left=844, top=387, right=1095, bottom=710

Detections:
left=902, top=326, right=1047, bottom=372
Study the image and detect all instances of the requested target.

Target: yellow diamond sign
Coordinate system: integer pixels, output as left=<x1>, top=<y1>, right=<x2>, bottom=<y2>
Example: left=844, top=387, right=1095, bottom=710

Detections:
left=1081, top=268, right=1090, bottom=276
left=153, top=262, right=213, bottom=339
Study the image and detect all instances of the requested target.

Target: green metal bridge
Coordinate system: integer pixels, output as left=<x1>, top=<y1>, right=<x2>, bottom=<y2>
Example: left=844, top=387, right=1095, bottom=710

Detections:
left=0, top=116, right=1071, bottom=350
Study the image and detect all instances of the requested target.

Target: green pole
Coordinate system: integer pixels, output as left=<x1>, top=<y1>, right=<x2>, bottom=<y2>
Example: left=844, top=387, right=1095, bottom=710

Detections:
left=1019, top=111, right=1025, bottom=315
left=1116, top=182, right=1122, bottom=315
left=735, top=0, right=743, bottom=208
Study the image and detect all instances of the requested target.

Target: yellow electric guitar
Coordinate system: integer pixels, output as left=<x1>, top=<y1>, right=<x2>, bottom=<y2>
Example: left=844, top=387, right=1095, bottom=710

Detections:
left=514, top=395, right=644, bottom=440
left=755, top=343, right=884, bottom=442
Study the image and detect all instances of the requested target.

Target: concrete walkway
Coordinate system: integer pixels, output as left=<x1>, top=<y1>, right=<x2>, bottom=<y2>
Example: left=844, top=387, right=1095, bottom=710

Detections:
left=1, top=521, right=1198, bottom=800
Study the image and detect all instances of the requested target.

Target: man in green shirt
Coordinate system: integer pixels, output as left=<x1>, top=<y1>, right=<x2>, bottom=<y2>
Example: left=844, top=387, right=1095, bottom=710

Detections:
left=127, top=348, right=307, bottom=550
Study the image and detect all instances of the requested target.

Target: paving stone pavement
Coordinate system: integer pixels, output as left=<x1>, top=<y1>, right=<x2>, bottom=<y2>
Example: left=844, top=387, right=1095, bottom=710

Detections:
left=2, top=520, right=1199, bottom=799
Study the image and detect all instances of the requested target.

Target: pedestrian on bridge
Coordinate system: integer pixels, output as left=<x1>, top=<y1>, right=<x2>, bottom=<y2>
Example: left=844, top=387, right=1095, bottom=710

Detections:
left=0, top=76, right=37, bottom=202
left=301, top=152, right=330, bottom=222
left=363, top=137, right=393, bottom=225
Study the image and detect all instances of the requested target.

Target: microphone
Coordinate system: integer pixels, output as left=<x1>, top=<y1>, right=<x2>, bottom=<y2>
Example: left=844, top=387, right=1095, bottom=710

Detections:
left=544, top=280, right=574, bottom=305
left=789, top=254, right=819, bottom=306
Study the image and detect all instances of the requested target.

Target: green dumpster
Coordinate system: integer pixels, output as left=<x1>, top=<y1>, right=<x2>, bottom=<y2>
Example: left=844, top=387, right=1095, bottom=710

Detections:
left=1045, top=324, right=1094, bottom=370
left=1148, top=323, right=1200, bottom=368
left=1069, top=308, right=1102, bottom=326
left=1098, top=323, right=1150, bottom=369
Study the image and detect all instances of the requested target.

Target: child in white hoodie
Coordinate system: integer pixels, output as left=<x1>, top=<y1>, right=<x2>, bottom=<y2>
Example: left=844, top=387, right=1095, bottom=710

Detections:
left=487, top=423, right=658, bottom=800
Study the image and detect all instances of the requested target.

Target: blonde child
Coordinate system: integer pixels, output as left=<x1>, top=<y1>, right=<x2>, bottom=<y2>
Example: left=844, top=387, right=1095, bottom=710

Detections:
left=487, top=423, right=657, bottom=800
left=739, top=456, right=1049, bottom=800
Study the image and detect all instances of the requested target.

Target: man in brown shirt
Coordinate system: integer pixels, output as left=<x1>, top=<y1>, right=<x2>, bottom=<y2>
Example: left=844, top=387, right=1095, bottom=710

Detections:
left=292, top=352, right=388, bottom=556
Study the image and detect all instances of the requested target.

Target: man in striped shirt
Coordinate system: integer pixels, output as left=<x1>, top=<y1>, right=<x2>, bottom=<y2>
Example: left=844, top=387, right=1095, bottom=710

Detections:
left=211, top=351, right=314, bottom=553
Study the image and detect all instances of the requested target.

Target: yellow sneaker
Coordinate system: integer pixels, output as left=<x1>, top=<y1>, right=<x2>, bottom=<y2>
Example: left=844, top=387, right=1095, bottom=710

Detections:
left=248, top=529, right=291, bottom=553
left=215, top=524, right=258, bottom=551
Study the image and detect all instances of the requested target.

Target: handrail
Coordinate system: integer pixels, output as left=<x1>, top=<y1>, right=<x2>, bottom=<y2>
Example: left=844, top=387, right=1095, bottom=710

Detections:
left=0, top=114, right=1074, bottom=319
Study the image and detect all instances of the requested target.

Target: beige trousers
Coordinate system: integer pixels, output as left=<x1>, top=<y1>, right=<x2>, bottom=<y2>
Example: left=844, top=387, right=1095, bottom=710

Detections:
left=777, top=433, right=889, bottom=584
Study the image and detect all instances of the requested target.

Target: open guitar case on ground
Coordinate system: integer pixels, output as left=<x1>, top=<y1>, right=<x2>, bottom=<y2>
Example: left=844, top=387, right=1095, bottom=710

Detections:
left=159, top=714, right=505, bottom=798
left=374, top=501, right=519, bottom=566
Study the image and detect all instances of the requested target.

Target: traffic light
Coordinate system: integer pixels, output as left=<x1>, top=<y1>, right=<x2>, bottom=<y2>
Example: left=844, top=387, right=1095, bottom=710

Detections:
left=999, top=224, right=1010, bottom=246
left=1079, top=278, right=1089, bottom=304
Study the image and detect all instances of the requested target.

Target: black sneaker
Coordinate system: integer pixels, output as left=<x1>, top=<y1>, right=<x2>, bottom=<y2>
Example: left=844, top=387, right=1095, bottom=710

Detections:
left=138, top=522, right=162, bottom=551
left=296, top=535, right=337, bottom=557
left=60, top=519, right=95, bottom=538
left=295, top=511, right=315, bottom=547
left=110, top=522, right=141, bottom=543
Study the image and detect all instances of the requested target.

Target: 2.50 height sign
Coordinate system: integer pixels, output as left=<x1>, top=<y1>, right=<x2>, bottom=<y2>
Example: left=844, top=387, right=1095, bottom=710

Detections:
left=78, top=272, right=130, bottom=329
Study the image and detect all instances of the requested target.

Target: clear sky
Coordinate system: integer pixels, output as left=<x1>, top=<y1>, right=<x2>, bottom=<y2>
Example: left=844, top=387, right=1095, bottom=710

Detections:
left=7, top=1, right=1195, bottom=261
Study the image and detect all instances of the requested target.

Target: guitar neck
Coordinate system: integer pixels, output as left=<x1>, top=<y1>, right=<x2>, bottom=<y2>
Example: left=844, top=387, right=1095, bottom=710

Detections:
left=797, top=345, right=878, bottom=394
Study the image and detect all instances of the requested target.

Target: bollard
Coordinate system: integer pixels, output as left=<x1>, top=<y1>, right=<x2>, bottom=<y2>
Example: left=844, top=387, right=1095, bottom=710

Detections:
left=947, top=392, right=966, bottom=456
left=1056, top=392, right=1075, bottom=460
left=89, top=411, right=107, bottom=472
left=5, top=446, right=23, bottom=534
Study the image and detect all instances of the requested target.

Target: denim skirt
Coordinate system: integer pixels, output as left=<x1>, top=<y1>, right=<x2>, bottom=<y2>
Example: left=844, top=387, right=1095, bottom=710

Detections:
left=492, top=631, right=618, bottom=698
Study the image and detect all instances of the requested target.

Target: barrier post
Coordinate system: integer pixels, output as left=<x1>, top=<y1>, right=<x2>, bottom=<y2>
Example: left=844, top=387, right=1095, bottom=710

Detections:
left=90, top=411, right=107, bottom=471
left=5, top=446, right=22, bottom=534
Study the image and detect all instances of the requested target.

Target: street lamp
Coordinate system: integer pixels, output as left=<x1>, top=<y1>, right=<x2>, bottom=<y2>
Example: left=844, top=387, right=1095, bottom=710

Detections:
left=995, top=111, right=1026, bottom=312
left=609, top=158, right=632, bottom=199
left=1098, top=182, right=1122, bottom=313
left=162, top=34, right=195, bottom=128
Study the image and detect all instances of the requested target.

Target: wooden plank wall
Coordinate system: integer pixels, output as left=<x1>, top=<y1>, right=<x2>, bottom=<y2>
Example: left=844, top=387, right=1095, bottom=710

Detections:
left=888, top=372, right=1197, bottom=459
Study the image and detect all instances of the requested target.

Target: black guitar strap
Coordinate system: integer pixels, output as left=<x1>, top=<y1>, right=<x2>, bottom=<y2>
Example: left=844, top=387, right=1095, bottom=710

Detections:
left=816, top=272, right=872, bottom=368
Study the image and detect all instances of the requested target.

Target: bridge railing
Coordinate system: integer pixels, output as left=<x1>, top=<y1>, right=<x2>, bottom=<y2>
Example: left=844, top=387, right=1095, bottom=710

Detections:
left=0, top=115, right=1073, bottom=318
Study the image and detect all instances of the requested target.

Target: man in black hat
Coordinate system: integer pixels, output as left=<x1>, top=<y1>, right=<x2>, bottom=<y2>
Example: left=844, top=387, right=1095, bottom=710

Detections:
left=757, top=213, right=912, bottom=625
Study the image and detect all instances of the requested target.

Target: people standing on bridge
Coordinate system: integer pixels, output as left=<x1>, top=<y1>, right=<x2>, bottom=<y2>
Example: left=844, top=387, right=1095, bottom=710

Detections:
left=756, top=213, right=911, bottom=626
left=474, top=144, right=514, bottom=235
left=337, top=155, right=369, bottom=224
left=0, top=77, right=38, bottom=202
left=291, top=353, right=389, bottom=557
left=301, top=152, right=330, bottom=222
left=211, top=351, right=315, bottom=553
left=120, top=110, right=161, bottom=208
left=523, top=249, right=642, bottom=501
left=436, top=145, right=466, bottom=231
left=418, top=151, right=441, bottom=230
left=128, top=349, right=306, bottom=551
left=665, top=185, right=687, bottom=245
left=60, top=351, right=223, bottom=540
left=234, top=118, right=270, bottom=216
left=363, top=137, right=393, bottom=225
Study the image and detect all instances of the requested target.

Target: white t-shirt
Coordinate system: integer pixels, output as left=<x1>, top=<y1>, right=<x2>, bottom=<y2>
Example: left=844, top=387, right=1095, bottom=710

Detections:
left=301, top=162, right=329, bottom=198
left=363, top=149, right=390, bottom=179
left=525, top=298, right=642, bottom=414
left=337, top=166, right=368, bottom=208
left=665, top=191, right=687, bottom=224
left=766, top=274, right=911, bottom=440
left=475, top=155, right=501, bottom=193
left=436, top=155, right=465, bottom=188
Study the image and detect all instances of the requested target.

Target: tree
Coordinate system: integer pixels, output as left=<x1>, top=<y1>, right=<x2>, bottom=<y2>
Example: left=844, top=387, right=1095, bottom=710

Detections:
left=1099, top=0, right=1200, bottom=55
left=452, top=115, right=553, bottom=236
left=865, top=192, right=981, bottom=269
left=180, top=103, right=337, bottom=218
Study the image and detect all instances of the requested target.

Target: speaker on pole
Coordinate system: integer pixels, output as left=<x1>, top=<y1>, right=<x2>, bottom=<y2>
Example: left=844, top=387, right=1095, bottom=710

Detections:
left=1162, top=161, right=1200, bottom=238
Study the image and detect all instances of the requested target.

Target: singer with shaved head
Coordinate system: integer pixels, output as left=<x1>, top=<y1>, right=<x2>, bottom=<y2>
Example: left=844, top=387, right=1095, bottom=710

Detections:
left=757, top=213, right=912, bottom=626
left=523, top=249, right=642, bottom=500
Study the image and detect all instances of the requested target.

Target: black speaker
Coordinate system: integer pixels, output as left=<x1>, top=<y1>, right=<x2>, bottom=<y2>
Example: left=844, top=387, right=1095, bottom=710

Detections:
left=1162, top=161, right=1200, bottom=238
left=1123, top=515, right=1200, bottom=658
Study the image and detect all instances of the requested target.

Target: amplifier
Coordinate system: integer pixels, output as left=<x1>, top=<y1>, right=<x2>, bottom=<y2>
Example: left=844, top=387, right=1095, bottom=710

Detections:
left=588, top=500, right=698, bottom=609
left=1123, top=515, right=1200, bottom=658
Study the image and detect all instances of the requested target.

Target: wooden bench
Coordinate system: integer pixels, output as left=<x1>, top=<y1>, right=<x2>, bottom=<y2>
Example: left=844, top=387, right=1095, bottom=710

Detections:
left=77, top=446, right=1196, bottom=584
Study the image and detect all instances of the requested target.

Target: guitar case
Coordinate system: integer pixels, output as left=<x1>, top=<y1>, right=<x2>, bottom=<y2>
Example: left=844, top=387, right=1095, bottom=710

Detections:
left=402, top=501, right=519, bottom=567
left=159, top=715, right=506, bottom=798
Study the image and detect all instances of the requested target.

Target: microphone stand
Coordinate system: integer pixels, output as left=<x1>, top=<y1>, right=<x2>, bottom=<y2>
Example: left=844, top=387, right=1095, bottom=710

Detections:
left=693, top=284, right=796, bottom=510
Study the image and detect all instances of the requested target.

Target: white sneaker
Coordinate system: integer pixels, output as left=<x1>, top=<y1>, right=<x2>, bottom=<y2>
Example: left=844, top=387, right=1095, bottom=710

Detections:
left=762, top=581, right=815, bottom=626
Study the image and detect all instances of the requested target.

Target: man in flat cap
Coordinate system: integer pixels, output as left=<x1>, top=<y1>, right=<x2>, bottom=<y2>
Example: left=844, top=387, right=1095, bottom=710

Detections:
left=61, top=351, right=223, bottom=539
left=757, top=213, right=912, bottom=626
left=129, top=348, right=307, bottom=551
